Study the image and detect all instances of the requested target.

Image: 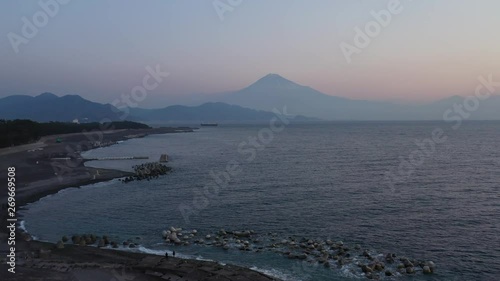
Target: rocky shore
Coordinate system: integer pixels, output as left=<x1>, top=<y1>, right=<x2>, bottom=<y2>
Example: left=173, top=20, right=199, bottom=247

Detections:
left=161, top=227, right=437, bottom=280
left=0, top=128, right=280, bottom=281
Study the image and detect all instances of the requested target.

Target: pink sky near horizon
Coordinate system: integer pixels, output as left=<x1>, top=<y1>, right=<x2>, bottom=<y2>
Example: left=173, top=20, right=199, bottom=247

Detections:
left=1, top=0, right=499, bottom=107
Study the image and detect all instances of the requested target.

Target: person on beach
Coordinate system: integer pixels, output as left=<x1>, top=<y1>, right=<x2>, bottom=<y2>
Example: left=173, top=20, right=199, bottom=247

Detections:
left=165, top=252, right=168, bottom=259
left=173, top=251, right=176, bottom=257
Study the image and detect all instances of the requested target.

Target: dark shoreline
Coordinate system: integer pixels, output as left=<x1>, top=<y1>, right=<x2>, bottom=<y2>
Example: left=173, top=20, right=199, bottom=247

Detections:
left=0, top=127, right=281, bottom=281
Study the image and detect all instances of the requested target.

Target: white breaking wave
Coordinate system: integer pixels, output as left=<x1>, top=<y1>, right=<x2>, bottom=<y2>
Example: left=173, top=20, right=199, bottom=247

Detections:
left=250, top=266, right=303, bottom=281
left=130, top=246, right=287, bottom=280
left=18, top=221, right=39, bottom=240
left=18, top=220, right=27, bottom=232
left=122, top=245, right=194, bottom=260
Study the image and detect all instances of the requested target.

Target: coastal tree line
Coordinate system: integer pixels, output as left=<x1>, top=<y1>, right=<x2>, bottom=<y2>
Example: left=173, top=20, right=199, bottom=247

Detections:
left=0, top=119, right=150, bottom=148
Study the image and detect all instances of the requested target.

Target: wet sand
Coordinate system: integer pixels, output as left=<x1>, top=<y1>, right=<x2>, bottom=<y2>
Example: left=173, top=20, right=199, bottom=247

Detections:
left=0, top=128, right=280, bottom=281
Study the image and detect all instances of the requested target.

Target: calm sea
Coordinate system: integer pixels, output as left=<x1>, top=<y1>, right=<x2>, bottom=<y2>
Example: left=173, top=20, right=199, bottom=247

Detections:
left=20, top=122, right=500, bottom=280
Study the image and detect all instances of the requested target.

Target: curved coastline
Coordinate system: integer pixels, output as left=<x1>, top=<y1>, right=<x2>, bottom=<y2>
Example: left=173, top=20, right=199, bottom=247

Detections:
left=0, top=127, right=281, bottom=281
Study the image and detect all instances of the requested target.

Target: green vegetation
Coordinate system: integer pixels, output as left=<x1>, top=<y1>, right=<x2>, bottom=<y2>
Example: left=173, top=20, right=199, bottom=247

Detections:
left=0, top=119, right=150, bottom=148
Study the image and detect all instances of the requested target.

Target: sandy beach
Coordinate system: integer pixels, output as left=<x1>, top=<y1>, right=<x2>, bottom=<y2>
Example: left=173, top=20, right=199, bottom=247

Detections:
left=0, top=128, right=280, bottom=281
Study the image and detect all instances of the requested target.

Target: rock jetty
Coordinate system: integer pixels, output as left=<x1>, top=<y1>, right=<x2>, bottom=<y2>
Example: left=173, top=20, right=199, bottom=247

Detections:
left=121, top=162, right=172, bottom=183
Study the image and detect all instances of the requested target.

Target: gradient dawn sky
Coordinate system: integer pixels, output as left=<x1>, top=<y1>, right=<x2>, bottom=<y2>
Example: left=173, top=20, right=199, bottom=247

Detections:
left=1, top=0, right=499, bottom=107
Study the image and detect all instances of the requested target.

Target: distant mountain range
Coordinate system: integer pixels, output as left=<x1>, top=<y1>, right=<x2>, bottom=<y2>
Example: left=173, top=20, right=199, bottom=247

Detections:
left=0, top=93, right=121, bottom=122
left=213, top=74, right=500, bottom=120
left=1, top=74, right=499, bottom=122
left=0, top=92, right=311, bottom=123
left=128, top=103, right=313, bottom=123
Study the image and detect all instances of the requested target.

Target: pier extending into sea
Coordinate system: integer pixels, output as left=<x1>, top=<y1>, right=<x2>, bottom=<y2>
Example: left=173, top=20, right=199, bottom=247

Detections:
left=83, top=156, right=149, bottom=161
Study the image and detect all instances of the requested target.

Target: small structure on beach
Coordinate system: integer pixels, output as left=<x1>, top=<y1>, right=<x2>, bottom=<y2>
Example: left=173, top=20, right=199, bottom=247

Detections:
left=159, top=154, right=168, bottom=162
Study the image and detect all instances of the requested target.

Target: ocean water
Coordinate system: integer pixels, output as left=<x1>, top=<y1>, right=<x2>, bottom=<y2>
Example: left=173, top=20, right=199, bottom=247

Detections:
left=20, top=122, right=500, bottom=280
